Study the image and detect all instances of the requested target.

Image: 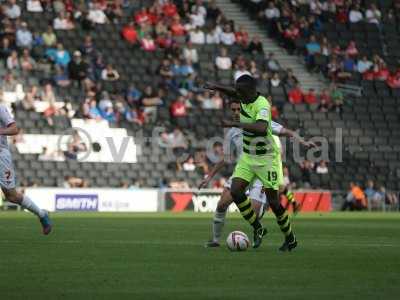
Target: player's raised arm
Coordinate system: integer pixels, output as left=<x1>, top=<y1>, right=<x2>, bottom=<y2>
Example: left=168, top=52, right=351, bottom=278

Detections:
left=203, top=81, right=238, bottom=99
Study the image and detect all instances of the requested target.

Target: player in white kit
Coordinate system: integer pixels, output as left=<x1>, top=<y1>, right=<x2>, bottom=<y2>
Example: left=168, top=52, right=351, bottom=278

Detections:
left=0, top=104, right=52, bottom=235
left=199, top=100, right=315, bottom=247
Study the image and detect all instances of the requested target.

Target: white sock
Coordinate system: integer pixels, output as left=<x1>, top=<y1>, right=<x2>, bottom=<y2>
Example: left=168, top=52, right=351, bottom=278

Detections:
left=212, top=210, right=227, bottom=243
left=21, top=195, right=46, bottom=218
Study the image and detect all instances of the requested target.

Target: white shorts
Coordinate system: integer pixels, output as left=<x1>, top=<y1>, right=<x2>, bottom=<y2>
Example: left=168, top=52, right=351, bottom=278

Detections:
left=224, top=176, right=267, bottom=204
left=0, top=148, right=16, bottom=189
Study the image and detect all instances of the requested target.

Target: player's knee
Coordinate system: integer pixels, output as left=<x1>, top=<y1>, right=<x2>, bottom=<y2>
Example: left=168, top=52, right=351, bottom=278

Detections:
left=230, top=185, right=245, bottom=202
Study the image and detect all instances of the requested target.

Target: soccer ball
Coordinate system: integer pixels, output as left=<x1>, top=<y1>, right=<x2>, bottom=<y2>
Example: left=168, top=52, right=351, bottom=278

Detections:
left=226, top=231, right=250, bottom=251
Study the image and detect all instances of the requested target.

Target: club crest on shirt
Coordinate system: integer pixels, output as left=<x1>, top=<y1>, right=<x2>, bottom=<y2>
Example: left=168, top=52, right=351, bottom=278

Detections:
left=259, top=109, right=269, bottom=118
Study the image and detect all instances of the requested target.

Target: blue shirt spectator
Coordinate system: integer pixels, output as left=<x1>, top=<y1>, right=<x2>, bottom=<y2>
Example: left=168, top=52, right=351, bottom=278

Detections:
left=343, top=56, right=355, bottom=72
left=126, top=84, right=142, bottom=105
left=306, top=38, right=321, bottom=55
left=16, top=23, right=33, bottom=48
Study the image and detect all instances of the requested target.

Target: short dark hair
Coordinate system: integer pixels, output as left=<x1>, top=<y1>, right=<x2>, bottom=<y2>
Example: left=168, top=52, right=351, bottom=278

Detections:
left=230, top=98, right=240, bottom=104
left=236, top=74, right=257, bottom=89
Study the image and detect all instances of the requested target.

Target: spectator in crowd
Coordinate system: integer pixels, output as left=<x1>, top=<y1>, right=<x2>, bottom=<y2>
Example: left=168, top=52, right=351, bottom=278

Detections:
left=387, top=69, right=400, bottom=89
left=197, top=90, right=222, bottom=109
left=215, top=47, right=232, bottom=70
left=182, top=156, right=196, bottom=172
left=316, top=160, right=328, bottom=174
left=88, top=99, right=103, bottom=121
left=42, top=26, right=57, bottom=48
left=20, top=49, right=36, bottom=73
left=16, top=22, right=33, bottom=49
left=53, top=65, right=70, bottom=87
left=3, top=0, right=21, bottom=20
left=6, top=50, right=20, bottom=70
left=170, top=95, right=188, bottom=123
left=219, top=24, right=235, bottom=46
left=247, top=35, right=263, bottom=54
left=330, top=84, right=344, bottom=113
left=265, top=52, right=280, bottom=72
left=140, top=85, right=163, bottom=121
left=318, top=88, right=331, bottom=112
left=141, top=34, right=156, bottom=51
left=357, top=55, right=372, bottom=74
left=364, top=180, right=377, bottom=203
left=101, top=64, right=120, bottom=81
left=365, top=4, right=381, bottom=24
left=282, top=68, right=299, bottom=89
left=0, top=38, right=14, bottom=61
left=88, top=2, right=108, bottom=25
left=304, top=88, right=317, bottom=104
left=160, top=127, right=188, bottom=158
left=342, top=182, right=367, bottom=211
left=53, top=12, right=74, bottom=30
left=121, top=21, right=138, bottom=44
left=53, top=43, right=71, bottom=67
left=235, top=25, right=249, bottom=47
left=27, top=0, right=43, bottom=13
left=288, top=83, right=303, bottom=104
left=189, top=26, right=205, bottom=45
left=63, top=176, right=88, bottom=188
left=183, top=42, right=199, bottom=67
left=205, top=25, right=220, bottom=44
left=305, top=35, right=321, bottom=70
left=270, top=72, right=281, bottom=87
left=346, top=41, right=359, bottom=58
left=68, top=50, right=89, bottom=84
left=349, top=4, right=363, bottom=23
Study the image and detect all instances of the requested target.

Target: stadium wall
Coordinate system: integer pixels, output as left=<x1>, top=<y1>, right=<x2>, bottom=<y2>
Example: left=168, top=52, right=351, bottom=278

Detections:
left=21, top=188, right=333, bottom=213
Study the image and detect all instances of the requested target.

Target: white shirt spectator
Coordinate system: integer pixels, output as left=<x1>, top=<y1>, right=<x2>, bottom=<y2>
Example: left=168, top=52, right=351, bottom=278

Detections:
left=219, top=31, right=235, bottom=46
left=88, top=8, right=108, bottom=24
left=53, top=17, right=70, bottom=30
left=190, top=30, right=205, bottom=44
left=191, top=5, right=207, bottom=18
left=206, top=30, right=220, bottom=44
left=265, top=6, right=280, bottom=19
left=190, top=12, right=205, bottom=27
left=215, top=56, right=232, bottom=70
left=365, top=8, right=381, bottom=24
left=27, top=0, right=43, bottom=12
left=4, top=2, right=21, bottom=19
left=183, top=47, right=199, bottom=63
left=349, top=9, right=363, bottom=23
left=357, top=59, right=372, bottom=73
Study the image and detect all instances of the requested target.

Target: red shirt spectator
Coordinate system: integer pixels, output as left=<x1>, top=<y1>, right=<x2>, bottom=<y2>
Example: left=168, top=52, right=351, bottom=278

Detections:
left=170, top=96, right=187, bottom=117
left=163, top=1, right=178, bottom=18
left=363, top=70, right=375, bottom=80
left=336, top=8, right=348, bottom=23
left=170, top=17, right=186, bottom=36
left=304, top=89, right=317, bottom=104
left=235, top=27, right=249, bottom=46
left=387, top=73, right=400, bottom=88
left=375, top=65, right=390, bottom=81
left=346, top=41, right=359, bottom=58
left=135, top=8, right=150, bottom=24
left=121, top=23, right=138, bottom=44
left=284, top=25, right=300, bottom=40
left=288, top=85, right=303, bottom=104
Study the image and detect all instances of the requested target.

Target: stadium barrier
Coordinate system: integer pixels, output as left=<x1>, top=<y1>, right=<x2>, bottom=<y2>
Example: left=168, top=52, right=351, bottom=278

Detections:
left=24, top=188, right=159, bottom=212
left=161, top=189, right=333, bottom=213
left=3, top=188, right=396, bottom=212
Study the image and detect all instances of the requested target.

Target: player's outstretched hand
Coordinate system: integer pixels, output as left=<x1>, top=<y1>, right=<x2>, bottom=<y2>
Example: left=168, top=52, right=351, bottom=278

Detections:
left=302, top=140, right=318, bottom=148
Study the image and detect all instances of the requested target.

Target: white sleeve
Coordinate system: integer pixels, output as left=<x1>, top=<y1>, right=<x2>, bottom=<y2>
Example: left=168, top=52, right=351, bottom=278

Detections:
left=0, top=105, right=15, bottom=127
left=271, top=121, right=284, bottom=135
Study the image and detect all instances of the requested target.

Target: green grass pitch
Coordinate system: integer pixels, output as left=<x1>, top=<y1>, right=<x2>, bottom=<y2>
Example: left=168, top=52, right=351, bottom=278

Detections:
left=0, top=212, right=399, bottom=299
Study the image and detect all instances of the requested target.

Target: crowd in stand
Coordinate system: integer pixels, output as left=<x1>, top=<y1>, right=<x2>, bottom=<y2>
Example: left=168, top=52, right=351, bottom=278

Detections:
left=342, top=180, right=398, bottom=211
left=241, top=0, right=400, bottom=89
